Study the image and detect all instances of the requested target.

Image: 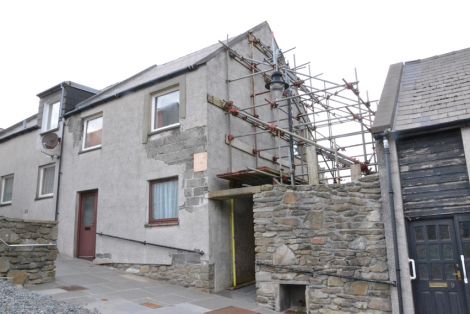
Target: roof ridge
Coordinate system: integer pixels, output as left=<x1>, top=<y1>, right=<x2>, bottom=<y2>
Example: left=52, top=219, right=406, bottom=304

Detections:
left=405, top=46, right=470, bottom=65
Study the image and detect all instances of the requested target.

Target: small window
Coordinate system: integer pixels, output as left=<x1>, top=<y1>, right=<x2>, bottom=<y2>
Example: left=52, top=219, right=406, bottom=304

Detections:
left=42, top=101, right=60, bottom=132
left=82, top=115, right=103, bottom=150
left=151, top=90, right=180, bottom=132
left=0, top=174, right=14, bottom=205
left=149, top=177, right=178, bottom=223
left=38, top=164, right=55, bottom=198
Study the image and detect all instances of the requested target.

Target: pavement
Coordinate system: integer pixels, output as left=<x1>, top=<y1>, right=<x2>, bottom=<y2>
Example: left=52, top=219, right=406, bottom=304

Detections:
left=27, top=255, right=278, bottom=314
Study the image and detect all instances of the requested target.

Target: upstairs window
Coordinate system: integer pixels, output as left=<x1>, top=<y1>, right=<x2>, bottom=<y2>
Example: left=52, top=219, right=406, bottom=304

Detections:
left=42, top=101, right=60, bottom=132
left=38, top=164, right=55, bottom=198
left=1, top=174, right=14, bottom=205
left=82, top=115, right=103, bottom=151
left=149, top=177, right=178, bottom=223
left=151, top=90, right=179, bottom=132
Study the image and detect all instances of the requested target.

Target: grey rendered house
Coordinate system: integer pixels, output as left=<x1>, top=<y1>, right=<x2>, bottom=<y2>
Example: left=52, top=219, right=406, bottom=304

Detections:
left=373, top=48, right=470, bottom=314
left=0, top=22, right=301, bottom=293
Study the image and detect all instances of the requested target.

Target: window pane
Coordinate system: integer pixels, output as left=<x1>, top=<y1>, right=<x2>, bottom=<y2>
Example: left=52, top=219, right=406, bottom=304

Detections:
left=84, top=116, right=103, bottom=148
left=427, top=225, right=437, bottom=240
left=152, top=179, right=178, bottom=220
left=431, top=264, right=443, bottom=279
left=414, top=226, right=424, bottom=241
left=41, top=165, right=55, bottom=196
left=418, top=263, right=428, bottom=280
left=442, top=244, right=453, bottom=259
left=83, top=195, right=96, bottom=227
left=2, top=175, right=13, bottom=203
left=428, top=244, right=439, bottom=259
left=154, top=91, right=179, bottom=129
left=439, top=225, right=450, bottom=240
left=416, top=244, right=426, bottom=259
left=49, top=102, right=60, bottom=130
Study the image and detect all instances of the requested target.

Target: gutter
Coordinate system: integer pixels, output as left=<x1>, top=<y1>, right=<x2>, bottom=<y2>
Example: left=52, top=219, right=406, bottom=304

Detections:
left=382, top=130, right=404, bottom=314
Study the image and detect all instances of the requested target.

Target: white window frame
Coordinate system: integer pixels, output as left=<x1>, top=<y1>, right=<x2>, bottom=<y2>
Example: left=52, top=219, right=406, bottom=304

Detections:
left=82, top=115, right=103, bottom=151
left=38, top=164, right=55, bottom=198
left=42, top=101, right=60, bottom=132
left=0, top=174, right=14, bottom=205
left=150, top=89, right=180, bottom=133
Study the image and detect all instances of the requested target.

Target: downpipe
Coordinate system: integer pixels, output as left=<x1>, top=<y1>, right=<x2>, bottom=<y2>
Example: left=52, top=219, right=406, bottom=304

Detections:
left=383, top=133, right=404, bottom=314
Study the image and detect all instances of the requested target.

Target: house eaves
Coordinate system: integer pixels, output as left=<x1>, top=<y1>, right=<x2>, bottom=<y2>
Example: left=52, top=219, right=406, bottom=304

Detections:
left=64, top=21, right=271, bottom=117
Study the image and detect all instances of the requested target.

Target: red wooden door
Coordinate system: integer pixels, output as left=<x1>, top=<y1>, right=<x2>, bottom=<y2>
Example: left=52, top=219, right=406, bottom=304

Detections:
left=77, top=191, right=98, bottom=260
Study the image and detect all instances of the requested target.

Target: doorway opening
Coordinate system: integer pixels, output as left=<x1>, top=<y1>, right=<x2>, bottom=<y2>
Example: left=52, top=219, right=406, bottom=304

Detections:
left=231, top=196, right=255, bottom=288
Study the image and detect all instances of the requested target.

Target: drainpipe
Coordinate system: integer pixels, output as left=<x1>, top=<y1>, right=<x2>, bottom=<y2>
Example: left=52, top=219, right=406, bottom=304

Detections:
left=383, top=131, right=404, bottom=314
left=54, top=84, right=66, bottom=221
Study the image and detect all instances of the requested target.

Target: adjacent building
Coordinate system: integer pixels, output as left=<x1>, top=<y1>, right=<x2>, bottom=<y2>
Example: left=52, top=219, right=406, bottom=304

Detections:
left=373, top=47, right=470, bottom=314
left=0, top=22, right=307, bottom=293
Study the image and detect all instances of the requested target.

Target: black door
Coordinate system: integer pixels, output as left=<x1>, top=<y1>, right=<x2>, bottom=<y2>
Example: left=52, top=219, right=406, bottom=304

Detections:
left=455, top=215, right=470, bottom=312
left=409, top=219, right=467, bottom=314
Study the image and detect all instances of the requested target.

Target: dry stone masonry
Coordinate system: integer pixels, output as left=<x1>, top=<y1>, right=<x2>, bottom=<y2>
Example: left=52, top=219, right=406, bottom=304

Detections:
left=253, top=175, right=392, bottom=313
left=0, top=216, right=58, bottom=286
left=103, top=252, right=214, bottom=292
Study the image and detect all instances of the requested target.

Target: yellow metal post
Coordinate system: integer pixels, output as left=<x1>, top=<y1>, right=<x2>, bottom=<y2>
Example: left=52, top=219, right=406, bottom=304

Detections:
left=230, top=198, right=237, bottom=287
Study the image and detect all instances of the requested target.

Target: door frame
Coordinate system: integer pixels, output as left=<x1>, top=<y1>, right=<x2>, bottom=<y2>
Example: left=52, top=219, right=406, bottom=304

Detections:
left=76, top=189, right=98, bottom=260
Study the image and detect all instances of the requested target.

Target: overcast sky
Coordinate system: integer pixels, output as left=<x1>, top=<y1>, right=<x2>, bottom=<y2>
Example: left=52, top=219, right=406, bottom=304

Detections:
left=0, top=0, right=469, bottom=129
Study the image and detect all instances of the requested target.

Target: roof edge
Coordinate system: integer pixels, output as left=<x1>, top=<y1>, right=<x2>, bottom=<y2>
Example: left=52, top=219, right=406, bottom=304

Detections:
left=65, top=21, right=272, bottom=117
left=371, top=63, right=403, bottom=135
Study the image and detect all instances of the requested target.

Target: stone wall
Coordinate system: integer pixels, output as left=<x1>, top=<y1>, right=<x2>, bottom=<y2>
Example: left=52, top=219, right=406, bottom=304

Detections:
left=0, top=216, right=58, bottom=286
left=253, top=175, right=392, bottom=313
left=102, top=252, right=214, bottom=292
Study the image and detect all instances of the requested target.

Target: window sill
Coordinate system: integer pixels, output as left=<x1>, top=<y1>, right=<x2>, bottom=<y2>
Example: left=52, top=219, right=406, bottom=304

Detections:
left=79, top=146, right=102, bottom=154
left=0, top=202, right=12, bottom=207
left=149, top=123, right=180, bottom=136
left=35, top=195, right=53, bottom=201
left=145, top=220, right=179, bottom=228
left=40, top=127, right=59, bottom=136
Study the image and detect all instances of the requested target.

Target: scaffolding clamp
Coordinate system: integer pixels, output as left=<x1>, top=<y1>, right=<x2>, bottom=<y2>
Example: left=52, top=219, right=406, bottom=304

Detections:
left=227, top=134, right=235, bottom=142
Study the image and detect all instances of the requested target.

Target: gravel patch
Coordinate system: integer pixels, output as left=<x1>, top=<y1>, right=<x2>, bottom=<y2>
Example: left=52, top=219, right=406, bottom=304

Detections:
left=0, top=280, right=100, bottom=314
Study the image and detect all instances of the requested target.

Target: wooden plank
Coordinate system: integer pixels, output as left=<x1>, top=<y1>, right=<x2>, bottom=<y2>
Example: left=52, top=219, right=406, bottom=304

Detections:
left=398, top=128, right=470, bottom=217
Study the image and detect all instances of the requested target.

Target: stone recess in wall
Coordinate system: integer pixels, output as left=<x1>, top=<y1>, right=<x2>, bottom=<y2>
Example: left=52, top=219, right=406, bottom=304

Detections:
left=253, top=174, right=392, bottom=313
left=0, top=216, right=58, bottom=286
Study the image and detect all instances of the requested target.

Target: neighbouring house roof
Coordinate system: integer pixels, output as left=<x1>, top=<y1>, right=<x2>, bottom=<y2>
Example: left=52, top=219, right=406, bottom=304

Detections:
left=66, top=21, right=271, bottom=116
left=0, top=114, right=39, bottom=143
left=372, top=47, right=470, bottom=135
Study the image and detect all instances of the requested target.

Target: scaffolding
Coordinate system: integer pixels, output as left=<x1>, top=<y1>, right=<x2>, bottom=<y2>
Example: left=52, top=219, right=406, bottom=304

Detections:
left=209, top=32, right=377, bottom=185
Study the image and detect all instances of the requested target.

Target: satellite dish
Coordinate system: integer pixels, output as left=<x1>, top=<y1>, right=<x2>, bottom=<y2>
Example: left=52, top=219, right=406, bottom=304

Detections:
left=41, top=133, right=60, bottom=149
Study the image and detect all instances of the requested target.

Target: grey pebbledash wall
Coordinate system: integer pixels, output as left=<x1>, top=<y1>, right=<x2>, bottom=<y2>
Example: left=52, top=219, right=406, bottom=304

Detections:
left=0, top=216, right=58, bottom=286
left=253, top=175, right=392, bottom=313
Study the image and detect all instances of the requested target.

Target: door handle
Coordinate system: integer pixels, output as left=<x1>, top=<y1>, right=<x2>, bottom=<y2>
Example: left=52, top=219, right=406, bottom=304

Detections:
left=461, top=255, right=468, bottom=284
left=409, top=258, right=416, bottom=280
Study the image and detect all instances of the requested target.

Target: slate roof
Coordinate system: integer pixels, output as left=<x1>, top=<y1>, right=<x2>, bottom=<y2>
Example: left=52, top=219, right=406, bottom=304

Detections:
left=67, top=21, right=270, bottom=116
left=372, top=47, right=470, bottom=134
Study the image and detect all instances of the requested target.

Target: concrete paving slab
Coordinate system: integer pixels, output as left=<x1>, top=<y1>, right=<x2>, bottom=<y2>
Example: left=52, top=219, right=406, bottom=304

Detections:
left=85, top=298, right=155, bottom=314
left=32, top=288, right=68, bottom=295
left=152, top=302, right=210, bottom=313
left=27, top=255, right=277, bottom=314
left=191, top=296, right=259, bottom=311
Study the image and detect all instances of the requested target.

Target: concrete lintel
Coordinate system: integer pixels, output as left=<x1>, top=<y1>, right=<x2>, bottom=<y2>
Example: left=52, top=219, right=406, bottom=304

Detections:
left=208, top=186, right=263, bottom=200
